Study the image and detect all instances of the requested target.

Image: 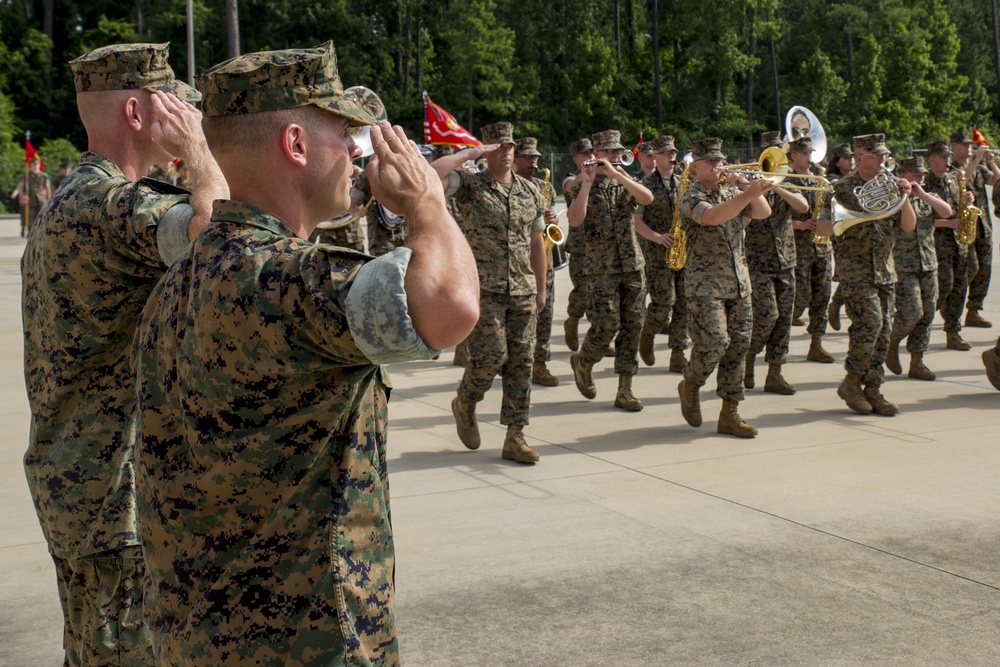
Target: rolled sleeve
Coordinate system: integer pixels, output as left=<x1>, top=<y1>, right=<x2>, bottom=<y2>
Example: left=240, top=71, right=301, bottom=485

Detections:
left=691, top=200, right=711, bottom=225
left=344, top=247, right=439, bottom=364
left=445, top=170, right=463, bottom=197
left=156, top=203, right=194, bottom=264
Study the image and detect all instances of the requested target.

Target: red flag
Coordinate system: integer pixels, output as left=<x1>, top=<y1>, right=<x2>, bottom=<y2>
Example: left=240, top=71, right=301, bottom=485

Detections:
left=423, top=92, right=481, bottom=147
left=25, top=138, right=37, bottom=163
left=973, top=128, right=989, bottom=147
left=632, top=133, right=644, bottom=158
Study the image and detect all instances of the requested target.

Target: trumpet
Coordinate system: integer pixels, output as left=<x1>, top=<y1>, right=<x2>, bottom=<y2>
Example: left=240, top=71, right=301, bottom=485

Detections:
left=583, top=151, right=635, bottom=168
left=719, top=147, right=833, bottom=192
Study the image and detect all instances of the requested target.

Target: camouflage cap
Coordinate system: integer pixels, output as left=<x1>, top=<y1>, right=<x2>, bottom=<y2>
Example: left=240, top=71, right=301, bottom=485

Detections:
left=569, top=138, right=593, bottom=156
left=515, top=137, right=543, bottom=157
left=690, top=137, right=725, bottom=161
left=651, top=136, right=677, bottom=154
left=926, top=140, right=953, bottom=157
left=343, top=86, right=387, bottom=123
left=196, top=41, right=375, bottom=126
left=898, top=156, right=928, bottom=174
left=70, top=43, right=200, bottom=104
left=637, top=142, right=653, bottom=156
left=787, top=137, right=814, bottom=155
left=830, top=142, right=854, bottom=160
left=481, top=122, right=515, bottom=146
left=950, top=129, right=974, bottom=144
left=853, top=133, right=891, bottom=155
left=592, top=130, right=625, bottom=151
left=759, top=131, right=783, bottom=151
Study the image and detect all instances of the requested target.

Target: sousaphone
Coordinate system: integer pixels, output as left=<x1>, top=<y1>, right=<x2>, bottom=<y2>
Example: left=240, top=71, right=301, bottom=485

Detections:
left=784, top=106, right=827, bottom=165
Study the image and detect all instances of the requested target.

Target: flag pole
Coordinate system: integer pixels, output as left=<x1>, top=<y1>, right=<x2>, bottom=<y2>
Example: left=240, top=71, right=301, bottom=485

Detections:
left=22, top=131, right=31, bottom=238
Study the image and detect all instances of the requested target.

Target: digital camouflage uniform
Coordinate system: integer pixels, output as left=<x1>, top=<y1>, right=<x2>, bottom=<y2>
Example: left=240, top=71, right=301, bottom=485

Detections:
left=925, top=169, right=966, bottom=334
left=891, top=194, right=938, bottom=354
left=746, top=188, right=796, bottom=365
left=951, top=157, right=993, bottom=315
left=678, top=179, right=753, bottom=400
left=309, top=215, right=367, bottom=253
left=531, top=170, right=557, bottom=364
left=564, top=177, right=591, bottom=320
left=792, top=188, right=833, bottom=335
left=16, top=169, right=51, bottom=232
left=446, top=166, right=545, bottom=426
left=355, top=169, right=408, bottom=256
left=637, top=169, right=688, bottom=352
left=576, top=173, right=646, bottom=375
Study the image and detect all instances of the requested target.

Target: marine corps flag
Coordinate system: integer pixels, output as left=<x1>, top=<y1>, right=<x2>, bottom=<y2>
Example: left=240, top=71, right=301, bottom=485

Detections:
left=423, top=92, right=480, bottom=147
left=972, top=128, right=990, bottom=147
left=25, top=135, right=38, bottom=163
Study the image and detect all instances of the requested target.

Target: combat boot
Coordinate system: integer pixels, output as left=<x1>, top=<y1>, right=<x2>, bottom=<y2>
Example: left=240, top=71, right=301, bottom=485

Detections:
left=744, top=353, right=756, bottom=389
left=678, top=378, right=702, bottom=427
left=837, top=373, right=872, bottom=414
left=717, top=399, right=758, bottom=438
left=570, top=353, right=597, bottom=399
left=983, top=348, right=1000, bottom=391
left=639, top=328, right=656, bottom=366
left=885, top=338, right=902, bottom=375
left=965, top=310, right=993, bottom=328
left=614, top=373, right=643, bottom=411
left=863, top=385, right=899, bottom=416
left=946, top=331, right=972, bottom=351
left=564, top=316, right=580, bottom=351
left=763, top=363, right=796, bottom=395
left=828, top=301, right=842, bottom=331
left=501, top=424, right=539, bottom=463
left=453, top=341, right=469, bottom=367
left=606, top=344, right=616, bottom=357
left=806, top=333, right=834, bottom=363
left=451, top=396, right=481, bottom=449
left=792, top=317, right=805, bottom=326
left=907, top=352, right=936, bottom=381
left=532, top=362, right=559, bottom=387
left=669, top=348, right=688, bottom=373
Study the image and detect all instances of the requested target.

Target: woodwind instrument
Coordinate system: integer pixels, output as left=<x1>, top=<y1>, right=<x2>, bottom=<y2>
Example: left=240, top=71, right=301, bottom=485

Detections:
left=666, top=164, right=690, bottom=270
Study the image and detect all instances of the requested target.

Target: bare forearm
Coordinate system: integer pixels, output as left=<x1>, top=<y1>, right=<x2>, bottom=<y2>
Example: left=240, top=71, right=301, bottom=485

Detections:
left=567, top=182, right=591, bottom=227
left=185, top=141, right=229, bottom=240
left=619, top=176, right=654, bottom=205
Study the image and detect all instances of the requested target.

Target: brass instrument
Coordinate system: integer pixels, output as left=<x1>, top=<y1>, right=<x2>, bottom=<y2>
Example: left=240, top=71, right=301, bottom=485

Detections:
left=537, top=168, right=569, bottom=269
left=810, top=165, right=829, bottom=246
left=720, top=147, right=834, bottom=192
left=832, top=171, right=908, bottom=236
left=666, top=164, right=691, bottom=270
left=583, top=150, right=635, bottom=168
left=955, top=169, right=982, bottom=246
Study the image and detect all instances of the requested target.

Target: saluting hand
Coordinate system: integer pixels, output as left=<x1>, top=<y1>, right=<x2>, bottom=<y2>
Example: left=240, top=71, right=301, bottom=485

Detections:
left=367, top=121, right=446, bottom=217
left=148, top=90, right=207, bottom=160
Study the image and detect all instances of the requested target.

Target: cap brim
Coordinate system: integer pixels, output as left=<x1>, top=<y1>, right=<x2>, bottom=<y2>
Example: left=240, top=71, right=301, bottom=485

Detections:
left=516, top=151, right=542, bottom=157
left=315, top=96, right=378, bottom=127
left=153, top=79, right=202, bottom=104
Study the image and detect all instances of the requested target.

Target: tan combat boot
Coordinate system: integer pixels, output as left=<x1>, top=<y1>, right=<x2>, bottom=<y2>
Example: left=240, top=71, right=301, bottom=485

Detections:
left=614, top=373, right=643, bottom=411
left=532, top=362, right=559, bottom=387
left=885, top=338, right=902, bottom=375
left=717, top=399, right=758, bottom=438
left=669, top=348, right=688, bottom=373
left=946, top=331, right=972, bottom=351
left=837, top=373, right=873, bottom=414
left=863, top=385, right=899, bottom=416
left=763, top=363, right=796, bottom=395
left=907, top=352, right=936, bottom=381
left=965, top=310, right=993, bottom=328
left=502, top=424, right=539, bottom=463
left=570, top=353, right=597, bottom=399
left=606, top=344, right=616, bottom=357
left=451, top=396, right=481, bottom=449
left=983, top=348, right=1000, bottom=391
left=744, top=353, right=756, bottom=389
left=453, top=341, right=469, bottom=367
left=639, top=328, right=656, bottom=366
left=828, top=301, right=841, bottom=331
left=792, top=316, right=805, bottom=326
left=564, top=316, right=580, bottom=351
left=806, top=333, right=834, bottom=363
left=678, top=378, right=702, bottom=427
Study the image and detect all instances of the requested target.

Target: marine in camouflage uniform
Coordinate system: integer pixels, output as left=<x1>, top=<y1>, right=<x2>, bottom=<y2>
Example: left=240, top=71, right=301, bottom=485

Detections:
left=887, top=156, right=953, bottom=381
left=635, top=140, right=656, bottom=180
left=744, top=132, right=810, bottom=395
left=513, top=136, right=560, bottom=387
left=563, top=137, right=595, bottom=351
left=950, top=130, right=999, bottom=328
left=823, top=143, right=856, bottom=332
left=21, top=42, right=222, bottom=666
left=134, top=42, right=477, bottom=666
left=925, top=141, right=970, bottom=351
left=567, top=129, right=653, bottom=412
left=676, top=137, right=772, bottom=437
left=828, top=133, right=916, bottom=416
left=12, top=158, right=51, bottom=236
left=635, top=135, right=689, bottom=373
left=434, top=121, right=547, bottom=463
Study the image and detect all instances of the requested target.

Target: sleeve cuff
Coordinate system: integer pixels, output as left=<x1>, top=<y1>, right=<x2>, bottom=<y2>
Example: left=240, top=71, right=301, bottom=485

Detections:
left=156, top=203, right=194, bottom=264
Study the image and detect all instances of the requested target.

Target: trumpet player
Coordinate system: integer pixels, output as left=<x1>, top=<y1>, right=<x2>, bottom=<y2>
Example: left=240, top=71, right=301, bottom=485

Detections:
left=513, top=136, right=560, bottom=387
left=829, top=134, right=915, bottom=416
left=562, top=138, right=595, bottom=352
left=635, top=135, right=689, bottom=373
left=568, top=130, right=653, bottom=411
left=744, top=132, right=810, bottom=395
left=432, top=122, right=548, bottom=463
left=677, top=138, right=772, bottom=438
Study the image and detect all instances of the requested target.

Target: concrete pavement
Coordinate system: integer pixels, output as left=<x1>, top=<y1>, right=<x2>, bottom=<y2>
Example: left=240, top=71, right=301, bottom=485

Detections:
left=1, top=211, right=998, bottom=665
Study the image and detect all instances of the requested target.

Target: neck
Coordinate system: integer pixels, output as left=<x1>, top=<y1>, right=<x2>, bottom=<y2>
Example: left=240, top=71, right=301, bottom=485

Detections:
left=88, top=136, right=151, bottom=182
left=489, top=164, right=512, bottom=183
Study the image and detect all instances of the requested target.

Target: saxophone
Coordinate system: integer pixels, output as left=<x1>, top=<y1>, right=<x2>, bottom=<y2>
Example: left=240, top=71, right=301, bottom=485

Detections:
left=955, top=169, right=982, bottom=246
left=810, top=165, right=829, bottom=246
left=666, top=164, right=691, bottom=270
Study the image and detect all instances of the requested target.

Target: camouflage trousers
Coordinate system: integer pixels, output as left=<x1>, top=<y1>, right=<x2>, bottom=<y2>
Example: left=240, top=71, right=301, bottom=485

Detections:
left=534, top=262, right=555, bottom=363
left=458, top=291, right=537, bottom=426
left=52, top=545, right=154, bottom=667
left=580, top=271, right=646, bottom=375
left=566, top=250, right=591, bottom=319
left=841, top=281, right=894, bottom=386
left=642, top=244, right=688, bottom=350
left=966, top=231, right=993, bottom=312
left=936, top=246, right=969, bottom=333
left=683, top=293, right=752, bottom=401
left=367, top=220, right=408, bottom=257
left=794, top=253, right=832, bottom=335
left=748, top=268, right=795, bottom=364
left=892, top=269, right=938, bottom=354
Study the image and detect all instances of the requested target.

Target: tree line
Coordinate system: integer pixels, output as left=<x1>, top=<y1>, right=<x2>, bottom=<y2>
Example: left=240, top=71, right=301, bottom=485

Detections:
left=2, top=0, right=999, bottom=211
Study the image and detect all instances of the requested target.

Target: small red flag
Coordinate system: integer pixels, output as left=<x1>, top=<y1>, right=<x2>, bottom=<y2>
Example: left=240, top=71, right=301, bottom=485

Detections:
left=25, top=138, right=37, bottom=163
left=632, top=133, right=644, bottom=158
left=973, top=129, right=989, bottom=147
left=423, top=92, right=481, bottom=147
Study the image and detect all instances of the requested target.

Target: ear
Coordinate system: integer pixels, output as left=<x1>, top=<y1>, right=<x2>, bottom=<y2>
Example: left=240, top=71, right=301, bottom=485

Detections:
left=280, top=123, right=308, bottom=168
left=124, top=97, right=143, bottom=131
